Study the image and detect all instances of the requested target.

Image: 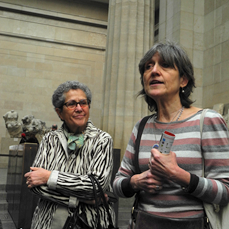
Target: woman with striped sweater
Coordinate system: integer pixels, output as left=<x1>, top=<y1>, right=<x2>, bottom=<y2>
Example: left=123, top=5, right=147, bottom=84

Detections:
left=113, top=42, right=229, bottom=229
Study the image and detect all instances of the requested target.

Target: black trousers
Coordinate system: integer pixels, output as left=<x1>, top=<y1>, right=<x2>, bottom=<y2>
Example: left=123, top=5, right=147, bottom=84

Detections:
left=134, top=210, right=205, bottom=229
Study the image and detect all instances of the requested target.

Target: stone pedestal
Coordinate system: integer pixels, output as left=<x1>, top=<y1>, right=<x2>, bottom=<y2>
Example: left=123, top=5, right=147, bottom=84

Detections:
left=0, top=137, right=20, bottom=168
left=6, top=143, right=39, bottom=229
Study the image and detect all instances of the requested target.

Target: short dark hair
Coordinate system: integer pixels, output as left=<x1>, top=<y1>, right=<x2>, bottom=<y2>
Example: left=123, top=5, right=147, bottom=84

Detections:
left=138, top=41, right=196, bottom=112
left=52, top=124, right=57, bottom=129
left=52, top=81, right=92, bottom=110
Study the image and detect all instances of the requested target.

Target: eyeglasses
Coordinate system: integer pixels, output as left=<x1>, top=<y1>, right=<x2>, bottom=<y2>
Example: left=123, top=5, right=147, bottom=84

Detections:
left=64, top=99, right=89, bottom=110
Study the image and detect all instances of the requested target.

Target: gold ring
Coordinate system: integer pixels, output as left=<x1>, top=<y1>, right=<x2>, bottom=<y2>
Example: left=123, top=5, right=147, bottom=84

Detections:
left=155, top=185, right=160, bottom=191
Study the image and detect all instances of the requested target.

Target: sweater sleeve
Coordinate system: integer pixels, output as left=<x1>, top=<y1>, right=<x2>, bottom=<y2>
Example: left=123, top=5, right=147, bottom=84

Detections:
left=190, top=110, right=229, bottom=206
left=113, top=122, right=139, bottom=198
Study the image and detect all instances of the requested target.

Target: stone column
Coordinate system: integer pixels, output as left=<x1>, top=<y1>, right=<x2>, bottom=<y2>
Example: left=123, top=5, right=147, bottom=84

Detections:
left=101, top=0, right=155, bottom=157
left=159, top=0, right=204, bottom=109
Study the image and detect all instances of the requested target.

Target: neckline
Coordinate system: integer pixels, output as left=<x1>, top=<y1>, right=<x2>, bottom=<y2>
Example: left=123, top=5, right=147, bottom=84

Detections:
left=152, top=109, right=203, bottom=124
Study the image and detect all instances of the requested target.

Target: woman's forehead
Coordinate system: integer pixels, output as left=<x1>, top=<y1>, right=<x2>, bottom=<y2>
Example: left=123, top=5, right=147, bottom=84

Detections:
left=145, top=51, right=178, bottom=70
left=145, top=52, right=171, bottom=65
left=64, top=89, right=87, bottom=99
left=145, top=52, right=161, bottom=62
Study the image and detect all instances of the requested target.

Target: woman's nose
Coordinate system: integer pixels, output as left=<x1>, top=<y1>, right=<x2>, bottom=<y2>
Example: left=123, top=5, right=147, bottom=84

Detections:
left=74, top=104, right=83, bottom=111
left=151, top=63, right=160, bottom=73
left=152, top=64, right=158, bottom=72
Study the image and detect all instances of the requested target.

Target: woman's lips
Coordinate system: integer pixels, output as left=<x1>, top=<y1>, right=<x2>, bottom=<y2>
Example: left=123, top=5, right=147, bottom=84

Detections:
left=150, top=80, right=163, bottom=85
left=73, top=115, right=84, bottom=119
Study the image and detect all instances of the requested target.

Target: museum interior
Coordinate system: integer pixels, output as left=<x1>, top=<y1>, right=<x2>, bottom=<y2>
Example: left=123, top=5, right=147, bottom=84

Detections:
left=1, top=0, right=229, bottom=228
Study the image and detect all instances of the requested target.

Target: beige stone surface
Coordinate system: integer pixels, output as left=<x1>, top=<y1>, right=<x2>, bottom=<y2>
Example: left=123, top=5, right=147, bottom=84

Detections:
left=204, top=47, right=214, bottom=67
left=194, top=32, right=204, bottom=50
left=180, top=30, right=193, bottom=48
left=101, top=0, right=155, bottom=157
left=214, top=44, right=222, bottom=65
left=213, top=103, right=224, bottom=115
left=0, top=0, right=108, bottom=157
left=204, top=0, right=215, bottom=15
left=1, top=0, right=229, bottom=162
left=0, top=137, right=20, bottom=168
left=194, top=68, right=203, bottom=86
left=202, top=0, right=229, bottom=109
left=192, top=86, right=203, bottom=108
left=221, top=60, right=229, bottom=82
left=194, top=0, right=204, bottom=16
left=222, top=40, right=229, bottom=61
left=180, top=11, right=194, bottom=30
left=203, top=65, right=214, bottom=86
left=181, top=0, right=194, bottom=13
left=204, top=29, right=215, bottom=48
left=213, top=63, right=221, bottom=84
left=202, top=85, right=214, bottom=108
left=194, top=15, right=204, bottom=33
left=193, top=50, right=204, bottom=69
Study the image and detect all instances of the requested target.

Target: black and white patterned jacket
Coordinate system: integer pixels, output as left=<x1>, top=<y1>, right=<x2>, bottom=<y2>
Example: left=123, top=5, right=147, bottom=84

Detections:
left=30, top=119, right=115, bottom=229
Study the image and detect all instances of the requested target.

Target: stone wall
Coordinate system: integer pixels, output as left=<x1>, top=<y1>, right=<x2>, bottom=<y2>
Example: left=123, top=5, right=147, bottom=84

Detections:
left=0, top=137, right=20, bottom=168
left=1, top=0, right=229, bottom=159
left=202, top=0, right=229, bottom=108
left=0, top=0, right=108, bottom=150
left=158, top=0, right=204, bottom=109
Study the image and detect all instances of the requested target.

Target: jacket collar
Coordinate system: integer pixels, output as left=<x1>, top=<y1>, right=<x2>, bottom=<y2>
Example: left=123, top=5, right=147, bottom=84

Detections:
left=55, top=119, right=99, bottom=157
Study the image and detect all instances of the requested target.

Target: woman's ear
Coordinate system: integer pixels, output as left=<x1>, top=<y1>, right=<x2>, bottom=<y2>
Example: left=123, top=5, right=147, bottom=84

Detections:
left=180, top=75, right=189, bottom=88
left=55, top=108, right=64, bottom=121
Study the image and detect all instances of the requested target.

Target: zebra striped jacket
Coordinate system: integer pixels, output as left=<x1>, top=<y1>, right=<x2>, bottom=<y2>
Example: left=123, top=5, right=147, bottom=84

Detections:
left=30, top=119, right=115, bottom=229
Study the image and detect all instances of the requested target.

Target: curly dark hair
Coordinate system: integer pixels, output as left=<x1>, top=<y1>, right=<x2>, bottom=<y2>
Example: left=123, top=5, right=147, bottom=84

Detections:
left=138, top=42, right=196, bottom=112
left=52, top=81, right=92, bottom=111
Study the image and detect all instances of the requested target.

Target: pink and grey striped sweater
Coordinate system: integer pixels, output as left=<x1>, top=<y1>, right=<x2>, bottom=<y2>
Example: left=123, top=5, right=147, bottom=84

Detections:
left=113, top=109, right=229, bottom=219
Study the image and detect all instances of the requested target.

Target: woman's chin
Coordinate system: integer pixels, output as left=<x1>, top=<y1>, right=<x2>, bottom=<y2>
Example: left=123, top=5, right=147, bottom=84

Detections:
left=72, top=123, right=87, bottom=133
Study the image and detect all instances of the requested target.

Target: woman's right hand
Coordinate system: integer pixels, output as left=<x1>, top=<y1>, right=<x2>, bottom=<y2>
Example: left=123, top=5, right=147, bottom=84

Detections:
left=130, top=170, right=163, bottom=194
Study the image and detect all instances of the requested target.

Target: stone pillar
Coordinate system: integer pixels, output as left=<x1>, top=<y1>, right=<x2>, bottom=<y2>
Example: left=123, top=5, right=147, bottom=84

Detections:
left=159, top=0, right=204, bottom=109
left=102, top=0, right=155, bottom=158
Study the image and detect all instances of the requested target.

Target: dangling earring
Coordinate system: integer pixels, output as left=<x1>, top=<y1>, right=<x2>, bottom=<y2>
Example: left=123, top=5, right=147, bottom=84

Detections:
left=182, top=88, right=185, bottom=93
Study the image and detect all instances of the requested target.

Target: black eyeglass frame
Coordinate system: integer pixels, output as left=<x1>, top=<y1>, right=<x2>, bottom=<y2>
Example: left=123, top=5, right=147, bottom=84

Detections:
left=64, top=99, right=89, bottom=110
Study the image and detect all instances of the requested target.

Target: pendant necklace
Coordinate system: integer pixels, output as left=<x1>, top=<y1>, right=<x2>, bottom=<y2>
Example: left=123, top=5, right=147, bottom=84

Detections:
left=153, top=106, right=184, bottom=151
left=154, top=106, right=184, bottom=128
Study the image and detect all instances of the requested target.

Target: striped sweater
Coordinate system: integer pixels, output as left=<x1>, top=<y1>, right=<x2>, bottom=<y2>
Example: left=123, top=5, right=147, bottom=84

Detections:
left=29, top=119, right=115, bottom=229
left=113, top=109, right=229, bottom=219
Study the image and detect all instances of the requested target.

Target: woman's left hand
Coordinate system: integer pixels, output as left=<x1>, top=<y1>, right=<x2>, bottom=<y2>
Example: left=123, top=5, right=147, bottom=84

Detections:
left=149, top=148, right=190, bottom=186
left=24, top=167, right=51, bottom=188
